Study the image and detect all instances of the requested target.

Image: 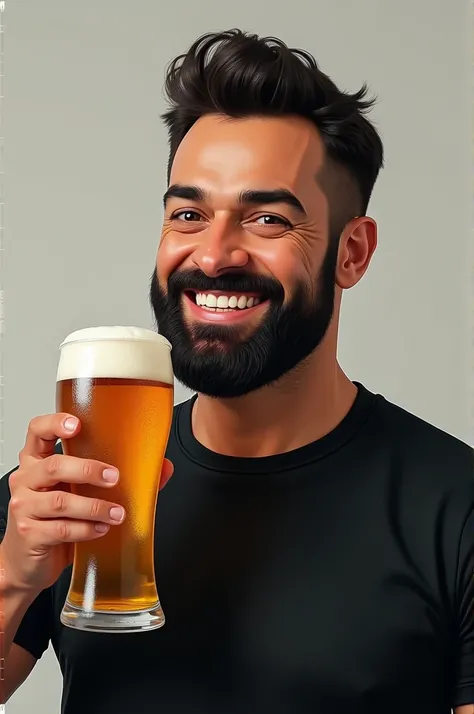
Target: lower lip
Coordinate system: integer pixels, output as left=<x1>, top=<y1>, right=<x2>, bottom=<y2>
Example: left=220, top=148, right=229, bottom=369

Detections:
left=184, top=293, right=268, bottom=323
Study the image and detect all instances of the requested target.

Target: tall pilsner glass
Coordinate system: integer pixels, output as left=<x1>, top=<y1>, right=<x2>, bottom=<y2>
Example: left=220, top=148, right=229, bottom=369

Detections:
left=56, top=326, right=174, bottom=633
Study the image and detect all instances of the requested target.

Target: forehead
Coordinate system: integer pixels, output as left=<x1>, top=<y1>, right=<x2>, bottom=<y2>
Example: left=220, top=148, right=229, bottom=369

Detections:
left=169, top=114, right=326, bottom=196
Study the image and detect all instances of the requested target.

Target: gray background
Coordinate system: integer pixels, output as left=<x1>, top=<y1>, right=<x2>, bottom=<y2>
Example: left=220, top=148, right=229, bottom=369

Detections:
left=4, top=0, right=473, bottom=711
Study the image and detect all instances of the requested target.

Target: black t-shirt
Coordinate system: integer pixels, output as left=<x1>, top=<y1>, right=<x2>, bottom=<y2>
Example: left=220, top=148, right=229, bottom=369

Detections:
left=1, top=384, right=474, bottom=714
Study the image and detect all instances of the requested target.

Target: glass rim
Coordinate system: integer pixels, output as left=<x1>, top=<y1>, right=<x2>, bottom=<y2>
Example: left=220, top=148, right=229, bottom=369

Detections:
left=59, top=327, right=172, bottom=351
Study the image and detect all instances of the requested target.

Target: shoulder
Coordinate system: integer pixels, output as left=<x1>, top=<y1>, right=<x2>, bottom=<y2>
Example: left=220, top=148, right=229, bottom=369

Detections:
left=373, top=393, right=473, bottom=484
left=367, top=392, right=474, bottom=593
left=369, top=392, right=474, bottom=543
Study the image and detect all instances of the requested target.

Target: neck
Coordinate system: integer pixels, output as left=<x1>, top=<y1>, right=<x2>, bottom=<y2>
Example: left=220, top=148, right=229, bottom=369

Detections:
left=192, top=351, right=357, bottom=458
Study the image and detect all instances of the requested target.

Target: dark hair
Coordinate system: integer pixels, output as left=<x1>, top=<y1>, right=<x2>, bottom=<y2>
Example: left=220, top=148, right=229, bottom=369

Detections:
left=162, top=29, right=384, bottom=232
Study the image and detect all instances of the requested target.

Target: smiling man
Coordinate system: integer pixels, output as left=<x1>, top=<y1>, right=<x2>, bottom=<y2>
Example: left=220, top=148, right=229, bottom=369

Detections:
left=1, top=29, right=474, bottom=714
left=151, top=112, right=343, bottom=402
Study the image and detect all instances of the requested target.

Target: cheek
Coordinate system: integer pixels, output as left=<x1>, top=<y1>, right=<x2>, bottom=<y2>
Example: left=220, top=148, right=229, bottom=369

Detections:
left=157, top=231, right=195, bottom=282
left=252, top=240, right=314, bottom=295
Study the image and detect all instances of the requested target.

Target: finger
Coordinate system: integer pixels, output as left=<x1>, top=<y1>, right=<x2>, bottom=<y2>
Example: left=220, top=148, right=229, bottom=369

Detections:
left=159, top=458, right=174, bottom=490
left=23, top=490, right=125, bottom=526
left=18, top=517, right=112, bottom=547
left=26, top=454, right=119, bottom=491
left=20, top=413, right=81, bottom=460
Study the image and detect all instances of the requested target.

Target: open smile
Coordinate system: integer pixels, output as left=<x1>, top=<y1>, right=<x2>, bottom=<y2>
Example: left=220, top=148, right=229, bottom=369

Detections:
left=183, top=290, right=269, bottom=323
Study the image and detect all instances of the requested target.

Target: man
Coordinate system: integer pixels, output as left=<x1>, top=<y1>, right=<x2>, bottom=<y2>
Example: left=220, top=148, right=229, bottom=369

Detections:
left=0, top=29, right=473, bottom=714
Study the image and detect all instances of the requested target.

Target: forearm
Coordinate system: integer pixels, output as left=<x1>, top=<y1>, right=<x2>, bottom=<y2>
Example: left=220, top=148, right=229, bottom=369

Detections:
left=0, top=545, right=38, bottom=658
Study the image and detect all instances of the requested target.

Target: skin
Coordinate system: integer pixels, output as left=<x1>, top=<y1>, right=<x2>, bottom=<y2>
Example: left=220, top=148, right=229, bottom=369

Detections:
left=157, top=113, right=377, bottom=457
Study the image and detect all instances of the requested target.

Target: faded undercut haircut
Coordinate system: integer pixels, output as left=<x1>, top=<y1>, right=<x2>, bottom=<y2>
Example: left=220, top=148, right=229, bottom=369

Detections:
left=161, top=29, right=384, bottom=237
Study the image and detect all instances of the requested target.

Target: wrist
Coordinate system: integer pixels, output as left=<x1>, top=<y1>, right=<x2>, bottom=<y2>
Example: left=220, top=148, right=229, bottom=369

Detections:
left=0, top=543, right=41, bottom=604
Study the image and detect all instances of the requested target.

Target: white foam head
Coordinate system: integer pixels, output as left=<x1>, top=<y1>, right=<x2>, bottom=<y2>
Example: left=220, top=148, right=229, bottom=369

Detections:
left=57, top=326, right=173, bottom=384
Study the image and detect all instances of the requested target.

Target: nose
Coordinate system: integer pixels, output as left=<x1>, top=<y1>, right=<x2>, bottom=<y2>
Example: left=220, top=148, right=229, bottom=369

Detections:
left=191, top=221, right=249, bottom=278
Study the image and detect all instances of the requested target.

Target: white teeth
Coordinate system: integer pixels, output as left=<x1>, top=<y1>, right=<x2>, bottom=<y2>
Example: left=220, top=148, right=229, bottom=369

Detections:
left=194, top=293, right=262, bottom=311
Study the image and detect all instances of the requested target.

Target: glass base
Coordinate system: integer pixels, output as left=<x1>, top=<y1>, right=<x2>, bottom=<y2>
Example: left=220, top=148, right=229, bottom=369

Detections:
left=60, top=600, right=165, bottom=634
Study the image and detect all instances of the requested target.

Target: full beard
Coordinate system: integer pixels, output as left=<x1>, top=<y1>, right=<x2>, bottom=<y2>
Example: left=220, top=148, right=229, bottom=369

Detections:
left=149, top=242, right=338, bottom=398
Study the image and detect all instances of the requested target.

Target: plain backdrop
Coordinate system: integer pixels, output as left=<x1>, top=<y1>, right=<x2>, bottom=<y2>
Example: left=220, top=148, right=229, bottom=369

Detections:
left=3, top=0, right=473, bottom=711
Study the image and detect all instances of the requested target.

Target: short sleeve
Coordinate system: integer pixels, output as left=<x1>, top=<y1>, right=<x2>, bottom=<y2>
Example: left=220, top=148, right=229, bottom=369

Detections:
left=0, top=462, right=55, bottom=660
left=453, top=507, right=474, bottom=707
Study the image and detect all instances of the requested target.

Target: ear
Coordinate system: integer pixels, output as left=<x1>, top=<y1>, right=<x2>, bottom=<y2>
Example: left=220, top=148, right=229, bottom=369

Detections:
left=335, top=216, right=377, bottom=289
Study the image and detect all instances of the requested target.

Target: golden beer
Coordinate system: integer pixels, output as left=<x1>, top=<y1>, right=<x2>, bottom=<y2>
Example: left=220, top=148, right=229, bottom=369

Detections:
left=56, top=326, right=174, bottom=633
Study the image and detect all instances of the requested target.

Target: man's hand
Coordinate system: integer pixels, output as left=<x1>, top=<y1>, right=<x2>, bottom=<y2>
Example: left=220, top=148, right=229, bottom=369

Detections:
left=1, top=412, right=173, bottom=597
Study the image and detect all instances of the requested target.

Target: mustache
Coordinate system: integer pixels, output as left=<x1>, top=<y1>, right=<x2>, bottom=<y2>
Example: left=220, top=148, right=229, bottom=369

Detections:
left=166, top=268, right=284, bottom=302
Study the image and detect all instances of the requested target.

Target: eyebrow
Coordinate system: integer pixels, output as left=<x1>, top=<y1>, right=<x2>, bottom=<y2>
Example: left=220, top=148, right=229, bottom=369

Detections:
left=163, top=184, right=205, bottom=206
left=163, top=184, right=307, bottom=216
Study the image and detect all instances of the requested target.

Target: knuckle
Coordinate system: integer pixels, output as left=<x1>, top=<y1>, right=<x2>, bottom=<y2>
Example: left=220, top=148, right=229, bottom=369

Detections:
left=9, top=495, right=23, bottom=513
left=16, top=519, right=30, bottom=535
left=50, top=491, right=67, bottom=513
left=89, top=499, right=102, bottom=519
left=81, top=460, right=93, bottom=480
left=45, top=455, right=60, bottom=476
left=8, top=468, right=21, bottom=491
left=27, top=416, right=39, bottom=434
left=56, top=520, right=70, bottom=541
left=27, top=415, right=48, bottom=436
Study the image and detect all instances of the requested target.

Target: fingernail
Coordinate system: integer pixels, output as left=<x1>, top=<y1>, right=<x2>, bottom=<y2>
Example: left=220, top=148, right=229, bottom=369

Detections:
left=109, top=506, right=124, bottom=522
left=95, top=523, right=110, bottom=533
left=64, top=417, right=78, bottom=432
left=102, top=468, right=119, bottom=484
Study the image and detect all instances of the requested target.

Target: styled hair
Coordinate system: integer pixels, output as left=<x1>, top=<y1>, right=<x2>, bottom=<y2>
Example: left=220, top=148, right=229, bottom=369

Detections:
left=162, top=29, right=384, bottom=233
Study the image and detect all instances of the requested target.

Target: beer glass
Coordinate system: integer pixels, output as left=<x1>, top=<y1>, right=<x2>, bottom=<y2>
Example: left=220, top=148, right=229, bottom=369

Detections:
left=56, top=326, right=174, bottom=633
